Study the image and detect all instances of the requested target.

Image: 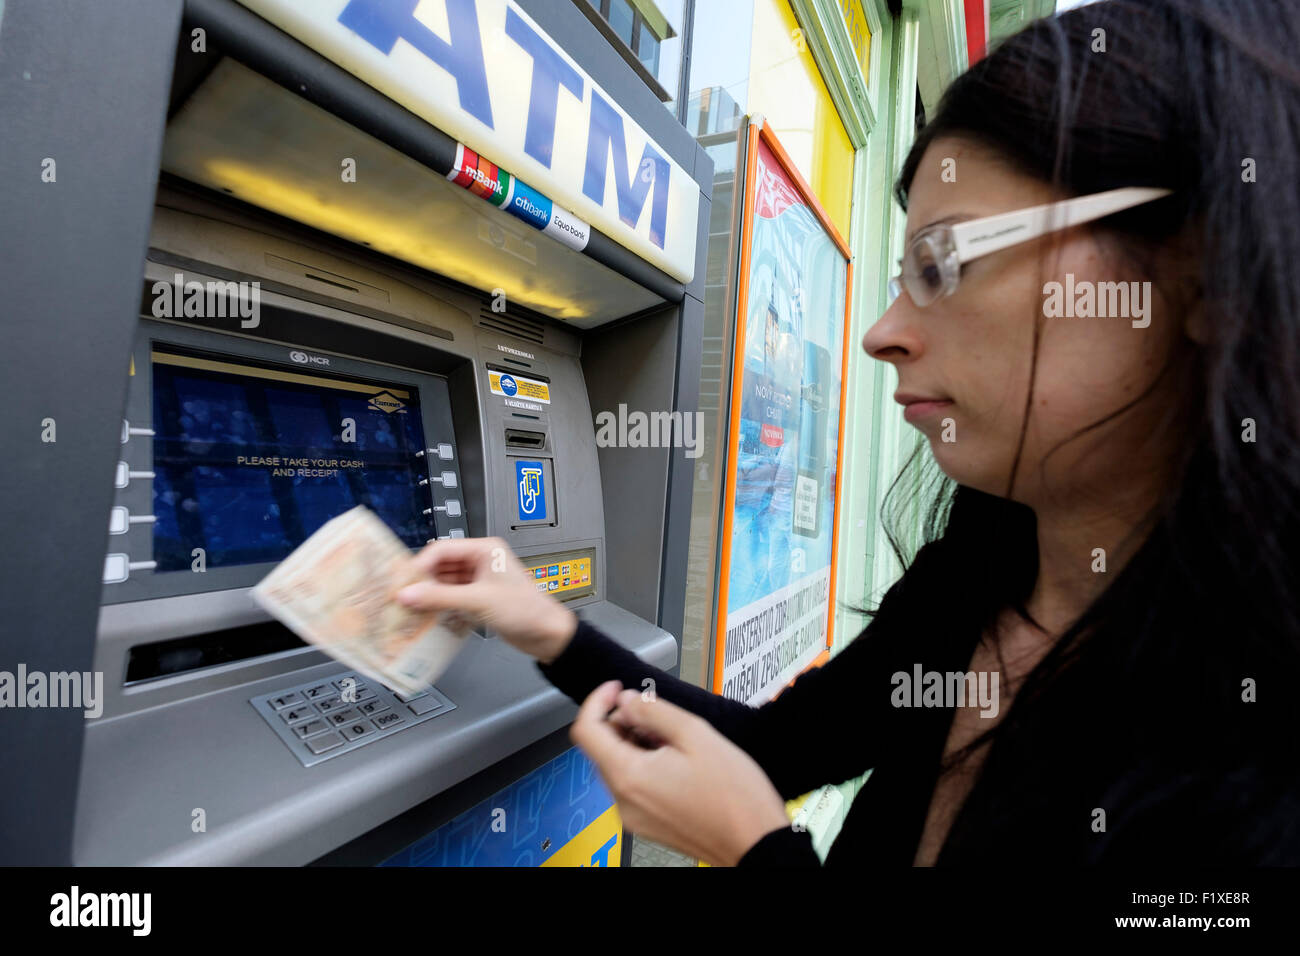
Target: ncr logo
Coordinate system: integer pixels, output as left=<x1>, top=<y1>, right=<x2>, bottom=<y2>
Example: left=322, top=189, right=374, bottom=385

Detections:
left=290, top=350, right=330, bottom=367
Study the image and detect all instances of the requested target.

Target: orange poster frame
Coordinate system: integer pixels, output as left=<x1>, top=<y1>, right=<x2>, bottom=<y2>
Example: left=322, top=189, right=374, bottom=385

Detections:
left=710, top=116, right=854, bottom=698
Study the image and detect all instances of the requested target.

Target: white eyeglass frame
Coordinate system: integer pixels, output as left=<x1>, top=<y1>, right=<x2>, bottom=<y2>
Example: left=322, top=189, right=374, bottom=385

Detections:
left=887, top=186, right=1174, bottom=307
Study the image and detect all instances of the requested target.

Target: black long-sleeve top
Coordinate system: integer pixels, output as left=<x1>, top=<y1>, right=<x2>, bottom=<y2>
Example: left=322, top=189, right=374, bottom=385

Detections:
left=536, top=600, right=1300, bottom=866
left=536, top=610, right=965, bottom=867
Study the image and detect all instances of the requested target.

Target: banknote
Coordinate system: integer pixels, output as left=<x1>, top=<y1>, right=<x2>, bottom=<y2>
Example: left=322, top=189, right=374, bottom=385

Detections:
left=252, top=505, right=470, bottom=695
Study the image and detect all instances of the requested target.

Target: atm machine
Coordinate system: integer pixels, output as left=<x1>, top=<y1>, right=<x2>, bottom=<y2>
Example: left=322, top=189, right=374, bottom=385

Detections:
left=0, top=0, right=711, bottom=865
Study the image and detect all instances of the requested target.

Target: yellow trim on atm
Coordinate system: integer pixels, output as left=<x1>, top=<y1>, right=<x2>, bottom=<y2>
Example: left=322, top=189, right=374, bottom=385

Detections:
left=540, top=804, right=623, bottom=867
left=151, top=350, right=410, bottom=399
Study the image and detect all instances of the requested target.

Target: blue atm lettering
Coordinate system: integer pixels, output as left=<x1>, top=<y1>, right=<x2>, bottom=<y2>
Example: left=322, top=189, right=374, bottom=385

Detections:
left=503, top=7, right=583, bottom=169
left=339, top=0, right=494, bottom=127
left=338, top=0, right=671, bottom=250
left=583, top=90, right=669, bottom=249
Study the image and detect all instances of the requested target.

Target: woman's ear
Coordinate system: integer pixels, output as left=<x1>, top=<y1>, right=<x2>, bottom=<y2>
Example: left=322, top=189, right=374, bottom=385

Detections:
left=1183, top=298, right=1209, bottom=345
left=1156, top=227, right=1207, bottom=344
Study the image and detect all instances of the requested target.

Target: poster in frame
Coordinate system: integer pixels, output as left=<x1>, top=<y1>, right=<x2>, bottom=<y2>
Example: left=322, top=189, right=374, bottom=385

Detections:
left=711, top=115, right=854, bottom=706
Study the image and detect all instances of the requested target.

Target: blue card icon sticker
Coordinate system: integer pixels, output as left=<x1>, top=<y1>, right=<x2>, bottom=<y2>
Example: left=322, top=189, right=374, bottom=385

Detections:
left=516, top=460, right=547, bottom=521
left=499, top=373, right=518, bottom=397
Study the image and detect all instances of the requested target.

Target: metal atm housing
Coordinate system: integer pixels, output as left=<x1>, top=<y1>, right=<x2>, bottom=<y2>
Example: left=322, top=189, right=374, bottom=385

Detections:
left=0, top=0, right=712, bottom=865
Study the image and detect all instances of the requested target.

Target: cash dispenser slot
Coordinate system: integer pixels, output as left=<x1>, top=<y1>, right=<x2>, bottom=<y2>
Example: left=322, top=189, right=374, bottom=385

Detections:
left=124, top=620, right=305, bottom=684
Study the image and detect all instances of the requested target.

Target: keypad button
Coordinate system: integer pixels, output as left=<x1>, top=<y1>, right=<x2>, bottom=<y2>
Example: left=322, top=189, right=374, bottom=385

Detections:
left=257, top=672, right=455, bottom=766
left=305, top=732, right=345, bottom=754
left=293, top=719, right=331, bottom=739
left=337, top=685, right=374, bottom=704
left=327, top=708, right=361, bottom=727
left=340, top=721, right=374, bottom=741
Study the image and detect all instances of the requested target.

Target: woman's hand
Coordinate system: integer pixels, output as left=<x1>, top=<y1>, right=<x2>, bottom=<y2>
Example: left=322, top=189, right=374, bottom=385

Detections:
left=394, top=537, right=578, bottom=663
left=571, top=681, right=793, bottom=866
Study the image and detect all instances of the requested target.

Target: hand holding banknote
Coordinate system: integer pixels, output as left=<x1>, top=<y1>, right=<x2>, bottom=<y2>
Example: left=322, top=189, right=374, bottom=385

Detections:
left=251, top=506, right=475, bottom=695
left=395, top=537, right=579, bottom=664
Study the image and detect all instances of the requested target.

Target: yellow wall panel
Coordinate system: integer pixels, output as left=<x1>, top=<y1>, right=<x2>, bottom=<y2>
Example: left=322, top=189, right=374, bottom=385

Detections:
left=746, top=0, right=855, bottom=240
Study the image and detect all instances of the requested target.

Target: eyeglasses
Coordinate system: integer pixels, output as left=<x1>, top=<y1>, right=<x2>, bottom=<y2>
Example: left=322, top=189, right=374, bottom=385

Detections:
left=887, top=186, right=1173, bottom=308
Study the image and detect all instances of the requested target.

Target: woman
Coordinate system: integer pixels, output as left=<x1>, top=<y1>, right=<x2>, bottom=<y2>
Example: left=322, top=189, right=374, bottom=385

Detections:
left=397, top=0, right=1300, bottom=865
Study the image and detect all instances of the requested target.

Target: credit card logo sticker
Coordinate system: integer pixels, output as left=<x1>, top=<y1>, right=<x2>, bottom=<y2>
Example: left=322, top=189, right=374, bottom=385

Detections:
left=500, top=374, right=518, bottom=396
left=516, top=460, right=547, bottom=520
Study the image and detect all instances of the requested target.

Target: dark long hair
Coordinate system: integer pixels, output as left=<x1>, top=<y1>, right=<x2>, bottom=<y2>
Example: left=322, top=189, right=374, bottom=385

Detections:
left=866, top=0, right=1300, bottom=862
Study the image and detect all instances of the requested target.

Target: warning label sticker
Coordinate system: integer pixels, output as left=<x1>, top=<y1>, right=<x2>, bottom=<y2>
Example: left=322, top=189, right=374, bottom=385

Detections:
left=489, top=370, right=551, bottom=405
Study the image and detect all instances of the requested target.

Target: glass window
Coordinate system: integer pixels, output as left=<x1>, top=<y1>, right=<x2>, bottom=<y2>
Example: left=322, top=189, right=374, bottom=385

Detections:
left=594, top=0, right=682, bottom=112
left=637, top=27, right=660, bottom=76
left=608, top=0, right=635, bottom=48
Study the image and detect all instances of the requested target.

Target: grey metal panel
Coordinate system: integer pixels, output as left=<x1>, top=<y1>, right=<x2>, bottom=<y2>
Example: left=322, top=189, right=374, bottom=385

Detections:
left=659, top=290, right=706, bottom=651
left=695, top=141, right=716, bottom=205
left=71, top=600, right=675, bottom=865
left=0, top=0, right=182, bottom=865
left=581, top=308, right=680, bottom=627
left=655, top=145, right=712, bottom=649
left=687, top=146, right=717, bottom=305
left=473, top=335, right=608, bottom=555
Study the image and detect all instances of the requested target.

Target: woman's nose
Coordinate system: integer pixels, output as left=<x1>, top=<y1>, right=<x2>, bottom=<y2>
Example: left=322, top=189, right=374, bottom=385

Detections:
left=861, top=298, right=923, bottom=364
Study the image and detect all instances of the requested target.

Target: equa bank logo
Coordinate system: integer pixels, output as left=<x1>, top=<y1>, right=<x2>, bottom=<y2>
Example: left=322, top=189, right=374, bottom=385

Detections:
left=515, top=460, right=546, bottom=521
left=334, top=0, right=672, bottom=249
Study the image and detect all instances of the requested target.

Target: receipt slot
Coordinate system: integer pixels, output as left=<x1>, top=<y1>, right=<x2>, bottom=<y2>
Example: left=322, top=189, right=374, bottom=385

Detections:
left=0, top=0, right=710, bottom=865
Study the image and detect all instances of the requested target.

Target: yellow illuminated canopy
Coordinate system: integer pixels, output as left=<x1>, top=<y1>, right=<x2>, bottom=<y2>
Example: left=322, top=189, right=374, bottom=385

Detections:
left=161, top=58, right=666, bottom=327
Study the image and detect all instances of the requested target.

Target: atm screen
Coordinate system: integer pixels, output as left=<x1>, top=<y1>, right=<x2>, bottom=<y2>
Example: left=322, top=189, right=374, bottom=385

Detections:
left=150, top=346, right=432, bottom=572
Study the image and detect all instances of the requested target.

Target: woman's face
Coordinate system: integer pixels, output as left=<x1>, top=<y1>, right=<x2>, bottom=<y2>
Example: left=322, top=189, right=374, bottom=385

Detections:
left=862, top=137, right=1190, bottom=508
